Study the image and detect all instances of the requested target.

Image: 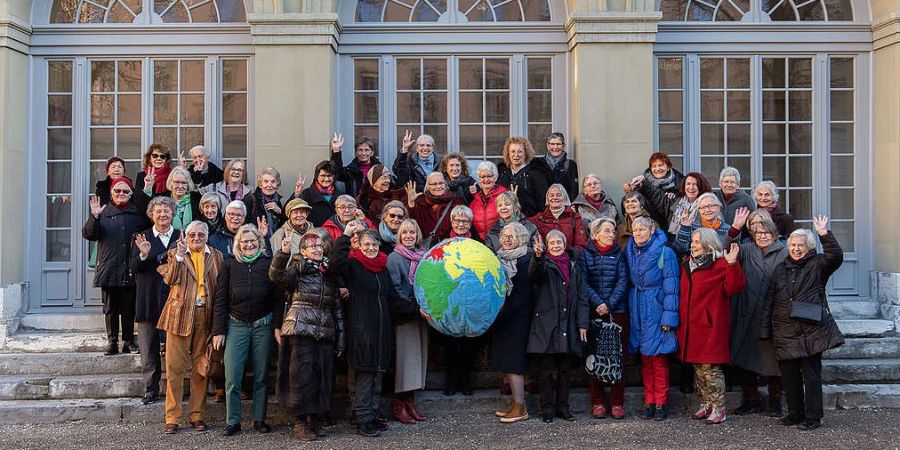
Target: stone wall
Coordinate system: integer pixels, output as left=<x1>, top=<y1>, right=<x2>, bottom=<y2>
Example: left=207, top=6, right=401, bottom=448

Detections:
left=873, top=271, right=900, bottom=330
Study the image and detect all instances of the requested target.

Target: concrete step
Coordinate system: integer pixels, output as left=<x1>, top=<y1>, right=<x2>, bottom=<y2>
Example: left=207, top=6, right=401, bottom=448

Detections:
left=822, top=358, right=900, bottom=384
left=829, top=301, right=880, bottom=320
left=0, top=352, right=141, bottom=376
left=824, top=337, right=900, bottom=359
left=0, top=372, right=192, bottom=401
left=1, top=331, right=108, bottom=353
left=19, top=314, right=105, bottom=333
left=836, top=319, right=895, bottom=337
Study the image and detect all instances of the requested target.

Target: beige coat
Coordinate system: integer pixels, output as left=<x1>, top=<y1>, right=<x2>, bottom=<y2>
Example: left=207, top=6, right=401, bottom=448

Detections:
left=157, top=246, right=223, bottom=337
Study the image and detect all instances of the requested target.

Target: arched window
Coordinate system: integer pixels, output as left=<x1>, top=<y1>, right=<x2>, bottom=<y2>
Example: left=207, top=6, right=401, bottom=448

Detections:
left=660, top=0, right=853, bottom=21
left=355, top=0, right=551, bottom=22
left=49, top=0, right=246, bottom=24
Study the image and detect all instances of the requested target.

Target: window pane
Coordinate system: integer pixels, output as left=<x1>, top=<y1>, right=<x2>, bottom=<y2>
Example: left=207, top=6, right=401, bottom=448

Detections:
left=658, top=124, right=683, bottom=154
left=700, top=59, right=723, bottom=89
left=527, top=92, right=551, bottom=122
left=223, top=93, right=248, bottom=125
left=485, top=92, right=509, bottom=122
left=729, top=157, right=751, bottom=180
left=180, top=94, right=205, bottom=125
left=762, top=91, right=786, bottom=121
left=154, top=94, right=177, bottom=124
left=47, top=162, right=72, bottom=194
left=830, top=221, right=854, bottom=252
left=459, top=124, right=483, bottom=155
left=726, top=91, right=750, bottom=121
left=789, top=156, right=812, bottom=186
left=484, top=59, right=509, bottom=90
left=154, top=60, right=178, bottom=91
left=90, top=128, right=115, bottom=159
left=789, top=124, right=812, bottom=154
left=91, top=61, right=115, bottom=92
left=762, top=58, right=786, bottom=88
left=118, top=94, right=142, bottom=126
left=353, top=59, right=378, bottom=91
left=396, top=60, right=420, bottom=90
left=830, top=123, right=853, bottom=153
left=423, top=92, right=447, bottom=123
left=527, top=124, right=552, bottom=155
left=762, top=124, right=785, bottom=154
left=830, top=155, right=853, bottom=186
left=180, top=127, right=204, bottom=151
left=223, top=60, right=248, bottom=91
left=727, top=59, right=750, bottom=89
left=153, top=127, right=177, bottom=150
left=397, top=92, right=421, bottom=123
left=789, top=59, right=812, bottom=88
left=118, top=128, right=143, bottom=160
left=49, top=95, right=73, bottom=126
left=222, top=127, right=247, bottom=159
left=830, top=58, right=854, bottom=88
left=701, top=157, right=725, bottom=185
left=459, top=59, right=483, bottom=90
left=46, top=230, right=71, bottom=262
left=658, top=91, right=683, bottom=122
left=48, top=61, right=73, bottom=93
left=700, top=124, right=723, bottom=154
left=527, top=58, right=552, bottom=90
left=789, top=90, right=812, bottom=121
left=830, top=189, right=854, bottom=219
left=48, top=128, right=72, bottom=160
left=423, top=125, right=448, bottom=151
left=727, top=124, right=751, bottom=154
left=118, top=61, right=142, bottom=92
left=47, top=198, right=71, bottom=228
left=657, top=58, right=683, bottom=89
left=831, top=91, right=854, bottom=121
left=700, top=92, right=724, bottom=121
left=190, top=1, right=218, bottom=22
left=762, top=156, right=786, bottom=185
left=459, top=92, right=483, bottom=123
left=486, top=125, right=509, bottom=157
left=217, top=0, right=246, bottom=21
left=354, top=93, right=378, bottom=124
left=423, top=59, right=447, bottom=90
left=180, top=60, right=205, bottom=91
left=90, top=94, right=114, bottom=126
left=788, top=189, right=812, bottom=220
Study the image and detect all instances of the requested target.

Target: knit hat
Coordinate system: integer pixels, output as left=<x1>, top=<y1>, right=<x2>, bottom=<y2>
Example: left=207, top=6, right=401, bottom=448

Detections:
left=109, top=176, right=134, bottom=192
left=366, top=164, right=392, bottom=186
left=106, top=156, right=125, bottom=173
left=284, top=198, right=312, bottom=215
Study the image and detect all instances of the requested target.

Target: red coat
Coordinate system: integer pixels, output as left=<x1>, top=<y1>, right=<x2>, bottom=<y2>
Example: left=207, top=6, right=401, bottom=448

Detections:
left=409, top=195, right=464, bottom=243
left=470, top=185, right=507, bottom=240
left=529, top=206, right=589, bottom=250
left=322, top=215, right=376, bottom=242
left=677, top=257, right=746, bottom=364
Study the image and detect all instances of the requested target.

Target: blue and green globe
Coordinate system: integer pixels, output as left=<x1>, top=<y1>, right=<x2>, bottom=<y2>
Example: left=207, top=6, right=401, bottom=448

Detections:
left=414, top=237, right=508, bottom=337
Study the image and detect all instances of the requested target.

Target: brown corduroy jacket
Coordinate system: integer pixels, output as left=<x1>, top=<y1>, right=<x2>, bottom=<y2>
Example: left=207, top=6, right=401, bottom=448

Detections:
left=157, top=246, right=223, bottom=337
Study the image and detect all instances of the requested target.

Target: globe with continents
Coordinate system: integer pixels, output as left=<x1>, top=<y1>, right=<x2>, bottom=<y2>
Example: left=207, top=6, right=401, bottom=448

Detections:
left=414, top=237, right=508, bottom=337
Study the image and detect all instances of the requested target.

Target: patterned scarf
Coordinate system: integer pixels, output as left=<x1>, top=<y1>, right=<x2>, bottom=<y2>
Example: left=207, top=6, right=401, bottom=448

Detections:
left=497, top=246, right=527, bottom=291
left=545, top=152, right=566, bottom=170
left=173, top=194, right=192, bottom=231
left=414, top=153, right=435, bottom=175
left=394, top=244, right=426, bottom=283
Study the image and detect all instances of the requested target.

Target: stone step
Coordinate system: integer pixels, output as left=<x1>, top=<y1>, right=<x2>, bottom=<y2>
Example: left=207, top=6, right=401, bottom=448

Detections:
left=836, top=319, right=895, bottom=337
left=1, top=385, right=898, bottom=424
left=0, top=352, right=141, bottom=376
left=828, top=301, right=880, bottom=320
left=1, top=331, right=109, bottom=353
left=0, top=372, right=191, bottom=401
left=822, top=359, right=900, bottom=384
left=824, top=337, right=900, bottom=359
left=19, top=314, right=105, bottom=333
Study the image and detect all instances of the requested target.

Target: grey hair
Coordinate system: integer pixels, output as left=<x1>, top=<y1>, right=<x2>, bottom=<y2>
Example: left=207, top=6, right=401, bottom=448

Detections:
left=426, top=171, right=445, bottom=186
left=184, top=220, right=209, bottom=236
left=232, top=224, right=267, bottom=259
left=358, top=229, right=381, bottom=246
left=545, top=229, right=568, bottom=246
left=501, top=222, right=531, bottom=249
left=692, top=227, right=724, bottom=259
left=476, top=160, right=499, bottom=179
left=189, top=145, right=210, bottom=157
left=255, top=167, right=281, bottom=187
left=450, top=205, right=473, bottom=221
left=166, top=166, right=195, bottom=193
left=416, top=134, right=435, bottom=147
left=589, top=217, right=618, bottom=238
left=749, top=217, right=779, bottom=240
left=381, top=200, right=408, bottom=221
left=199, top=192, right=221, bottom=209
left=719, top=166, right=742, bottom=184
left=753, top=180, right=780, bottom=202
left=582, top=173, right=602, bottom=190
left=697, top=192, right=723, bottom=208
left=546, top=183, right=571, bottom=206
left=146, top=196, right=177, bottom=219
left=224, top=200, right=247, bottom=216
left=495, top=191, right=521, bottom=215
left=632, top=216, right=657, bottom=231
left=335, top=195, right=357, bottom=207
left=788, top=228, right=817, bottom=250
left=747, top=209, right=777, bottom=235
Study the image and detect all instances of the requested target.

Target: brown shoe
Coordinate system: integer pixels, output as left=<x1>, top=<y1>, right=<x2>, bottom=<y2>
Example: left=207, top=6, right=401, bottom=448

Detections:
left=392, top=399, right=416, bottom=424
left=190, top=421, right=208, bottom=432
left=308, top=415, right=326, bottom=437
left=163, top=423, right=178, bottom=434
left=499, top=402, right=529, bottom=423
left=404, top=397, right=428, bottom=421
left=292, top=420, right=317, bottom=441
left=213, top=389, right=225, bottom=403
left=495, top=401, right=514, bottom=418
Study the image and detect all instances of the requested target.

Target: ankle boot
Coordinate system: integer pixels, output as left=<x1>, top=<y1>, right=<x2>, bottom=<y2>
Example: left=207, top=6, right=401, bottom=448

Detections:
left=495, top=401, right=515, bottom=418
left=499, top=402, right=529, bottom=423
left=292, top=417, right=316, bottom=441
left=308, top=414, right=326, bottom=437
left=404, top=397, right=428, bottom=421
left=392, top=399, right=416, bottom=424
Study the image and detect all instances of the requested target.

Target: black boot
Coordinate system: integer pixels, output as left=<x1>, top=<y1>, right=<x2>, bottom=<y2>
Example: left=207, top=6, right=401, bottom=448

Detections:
left=104, top=342, right=119, bottom=356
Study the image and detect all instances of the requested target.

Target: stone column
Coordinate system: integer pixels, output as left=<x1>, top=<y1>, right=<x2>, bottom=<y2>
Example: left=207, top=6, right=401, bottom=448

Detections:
left=565, top=2, right=661, bottom=205
left=248, top=0, right=340, bottom=191
left=871, top=0, right=900, bottom=327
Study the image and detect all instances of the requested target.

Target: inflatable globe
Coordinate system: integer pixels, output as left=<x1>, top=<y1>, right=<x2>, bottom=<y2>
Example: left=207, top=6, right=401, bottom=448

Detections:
left=414, top=237, right=508, bottom=337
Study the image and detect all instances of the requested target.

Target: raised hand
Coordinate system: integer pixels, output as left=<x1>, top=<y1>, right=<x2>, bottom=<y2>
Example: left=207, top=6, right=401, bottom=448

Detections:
left=144, top=168, right=155, bottom=189
left=724, top=242, right=740, bottom=264
left=89, top=196, right=104, bottom=218
left=256, top=216, right=269, bottom=237
left=353, top=208, right=366, bottom=221
left=680, top=208, right=693, bottom=227
left=401, top=130, right=413, bottom=153
left=622, top=182, right=632, bottom=193
left=281, top=228, right=293, bottom=253
left=135, top=234, right=152, bottom=258
left=344, top=220, right=364, bottom=237
left=813, top=215, right=829, bottom=236
left=510, top=184, right=519, bottom=197
left=294, top=174, right=307, bottom=196
left=177, top=151, right=186, bottom=168
left=532, top=234, right=544, bottom=258
left=176, top=233, right=187, bottom=257
left=732, top=207, right=751, bottom=230
left=469, top=184, right=478, bottom=195
left=404, top=181, right=420, bottom=208
left=331, top=132, right=344, bottom=152
left=629, top=175, right=644, bottom=189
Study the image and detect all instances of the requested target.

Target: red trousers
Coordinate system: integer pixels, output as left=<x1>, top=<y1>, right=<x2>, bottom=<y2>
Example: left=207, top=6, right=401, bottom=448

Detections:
left=640, top=355, right=669, bottom=406
left=589, top=313, right=629, bottom=407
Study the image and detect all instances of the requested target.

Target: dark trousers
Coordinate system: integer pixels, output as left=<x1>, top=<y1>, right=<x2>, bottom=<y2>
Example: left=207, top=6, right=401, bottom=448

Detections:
left=535, top=353, right=573, bottom=415
left=443, top=336, right=479, bottom=390
left=779, top=353, right=823, bottom=421
left=101, top=287, right=135, bottom=344
left=353, top=369, right=382, bottom=424
left=739, top=367, right=783, bottom=405
left=137, top=321, right=161, bottom=395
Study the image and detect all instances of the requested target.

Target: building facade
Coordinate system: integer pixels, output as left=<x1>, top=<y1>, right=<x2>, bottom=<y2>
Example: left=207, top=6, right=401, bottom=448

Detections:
left=0, top=0, right=898, bottom=335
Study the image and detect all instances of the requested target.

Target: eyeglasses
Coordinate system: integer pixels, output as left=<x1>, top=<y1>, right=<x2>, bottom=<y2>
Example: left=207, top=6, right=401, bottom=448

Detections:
left=187, top=232, right=206, bottom=238
left=226, top=212, right=244, bottom=218
left=753, top=231, right=773, bottom=237
left=336, top=205, right=355, bottom=211
left=698, top=204, right=719, bottom=211
left=239, top=239, right=258, bottom=245
left=302, top=244, right=324, bottom=250
left=452, top=219, right=471, bottom=225
left=150, top=153, right=169, bottom=160
left=112, top=189, right=132, bottom=195
left=478, top=174, right=495, bottom=180
left=172, top=181, right=189, bottom=186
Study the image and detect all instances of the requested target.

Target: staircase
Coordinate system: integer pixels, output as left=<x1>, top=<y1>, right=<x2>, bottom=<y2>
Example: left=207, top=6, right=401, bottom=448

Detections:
left=0, top=298, right=897, bottom=425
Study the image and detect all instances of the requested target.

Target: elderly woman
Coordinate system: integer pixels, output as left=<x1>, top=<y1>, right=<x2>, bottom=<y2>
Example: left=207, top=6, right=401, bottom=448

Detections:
left=209, top=200, right=269, bottom=259
left=625, top=217, right=680, bottom=421
left=199, top=192, right=223, bottom=235
left=731, top=211, right=788, bottom=417
left=243, top=167, right=286, bottom=240
left=269, top=231, right=344, bottom=441
left=529, top=183, right=588, bottom=251
left=131, top=196, right=180, bottom=404
left=147, top=166, right=202, bottom=231
left=629, top=170, right=712, bottom=244
left=200, top=159, right=252, bottom=210
left=617, top=191, right=653, bottom=248
left=158, top=221, right=224, bottom=434
left=678, top=228, right=746, bottom=425
left=270, top=199, right=313, bottom=261
left=623, top=152, right=684, bottom=227
left=577, top=218, right=630, bottom=420
left=752, top=180, right=796, bottom=240
left=448, top=205, right=479, bottom=241
left=387, top=219, right=430, bottom=424
left=715, top=167, right=755, bottom=225
left=356, top=164, right=404, bottom=225
left=491, top=223, right=534, bottom=423
left=528, top=230, right=585, bottom=423
left=135, top=144, right=172, bottom=195
left=95, top=156, right=126, bottom=204
left=331, top=222, right=418, bottom=437
left=673, top=192, right=743, bottom=255
left=393, top=132, right=444, bottom=193
left=331, top=134, right=382, bottom=197
left=535, top=132, right=578, bottom=199
left=440, top=152, right=476, bottom=203
left=484, top=192, right=538, bottom=252
left=298, top=160, right=344, bottom=227
left=406, top=172, right=464, bottom=245
left=212, top=225, right=277, bottom=436
left=572, top=174, right=619, bottom=231
left=497, top=136, right=548, bottom=217
left=84, top=177, right=149, bottom=355
left=378, top=200, right=408, bottom=253
left=323, top=195, right=375, bottom=241
left=470, top=161, right=508, bottom=240
left=186, top=145, right=224, bottom=188
left=761, top=216, right=844, bottom=431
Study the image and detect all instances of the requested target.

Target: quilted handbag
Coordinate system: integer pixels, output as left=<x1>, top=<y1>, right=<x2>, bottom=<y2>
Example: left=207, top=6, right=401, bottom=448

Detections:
left=584, top=315, right=623, bottom=384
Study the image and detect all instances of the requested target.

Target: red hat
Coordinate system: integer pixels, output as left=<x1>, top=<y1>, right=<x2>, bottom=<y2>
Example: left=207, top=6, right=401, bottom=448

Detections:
left=109, top=176, right=134, bottom=193
left=106, top=156, right=125, bottom=173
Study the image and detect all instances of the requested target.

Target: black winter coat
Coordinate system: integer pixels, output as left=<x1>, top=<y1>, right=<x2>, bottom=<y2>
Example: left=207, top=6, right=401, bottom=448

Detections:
left=268, top=251, right=345, bottom=350
left=533, top=155, right=579, bottom=200
left=497, top=162, right=548, bottom=217
left=208, top=225, right=236, bottom=257
left=212, top=255, right=278, bottom=336
left=527, top=251, right=585, bottom=355
left=330, top=236, right=417, bottom=371
left=243, top=187, right=286, bottom=235
left=761, top=232, right=845, bottom=360
left=333, top=150, right=381, bottom=197
left=130, top=228, right=179, bottom=323
left=447, top=175, right=476, bottom=204
left=189, top=162, right=224, bottom=189
left=82, top=203, right=150, bottom=287
left=298, top=185, right=343, bottom=228
left=392, top=152, right=444, bottom=193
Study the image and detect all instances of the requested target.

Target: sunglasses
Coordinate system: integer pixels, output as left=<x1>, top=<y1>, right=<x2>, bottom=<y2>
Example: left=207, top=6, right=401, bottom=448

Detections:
left=150, top=153, right=169, bottom=160
left=112, top=189, right=132, bottom=194
left=387, top=213, right=405, bottom=219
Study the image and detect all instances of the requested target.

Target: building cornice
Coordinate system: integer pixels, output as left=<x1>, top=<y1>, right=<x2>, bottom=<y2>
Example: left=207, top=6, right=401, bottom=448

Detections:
left=873, top=13, right=899, bottom=51
left=0, top=15, right=32, bottom=54
left=565, top=11, right=661, bottom=49
left=248, top=12, right=341, bottom=49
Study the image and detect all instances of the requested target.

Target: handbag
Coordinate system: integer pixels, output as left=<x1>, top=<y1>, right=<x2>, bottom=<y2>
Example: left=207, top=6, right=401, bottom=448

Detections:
left=198, top=342, right=225, bottom=381
left=420, top=201, right=454, bottom=249
left=788, top=271, right=826, bottom=325
left=584, top=314, right=623, bottom=384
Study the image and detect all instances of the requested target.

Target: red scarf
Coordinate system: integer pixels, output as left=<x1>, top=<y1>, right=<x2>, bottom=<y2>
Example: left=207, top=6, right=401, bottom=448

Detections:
left=450, top=230, right=472, bottom=239
left=359, top=162, right=373, bottom=179
left=586, top=193, right=606, bottom=211
left=349, top=249, right=388, bottom=273
left=147, top=164, right=171, bottom=194
left=316, top=182, right=336, bottom=196
left=595, top=242, right=615, bottom=254
left=546, top=252, right=571, bottom=286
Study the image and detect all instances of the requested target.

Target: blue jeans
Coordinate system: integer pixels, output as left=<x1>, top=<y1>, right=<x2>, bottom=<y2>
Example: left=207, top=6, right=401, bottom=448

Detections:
left=224, top=314, right=273, bottom=425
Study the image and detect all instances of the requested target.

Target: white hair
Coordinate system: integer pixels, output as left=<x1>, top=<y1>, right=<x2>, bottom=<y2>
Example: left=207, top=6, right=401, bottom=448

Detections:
left=692, top=227, right=724, bottom=259
left=166, top=166, right=195, bottom=192
left=546, top=183, right=571, bottom=206
left=450, top=205, right=473, bottom=221
left=225, top=200, right=247, bottom=216
left=476, top=160, right=498, bottom=179
left=189, top=145, right=210, bottom=157
left=184, top=220, right=209, bottom=236
left=753, top=180, right=780, bottom=202
left=789, top=228, right=817, bottom=250
left=719, top=166, right=742, bottom=184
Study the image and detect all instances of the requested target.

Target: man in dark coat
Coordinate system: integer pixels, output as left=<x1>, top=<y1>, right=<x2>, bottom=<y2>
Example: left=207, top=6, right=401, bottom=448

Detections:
left=187, top=145, right=224, bottom=188
left=392, top=132, right=443, bottom=193
left=331, top=134, right=382, bottom=197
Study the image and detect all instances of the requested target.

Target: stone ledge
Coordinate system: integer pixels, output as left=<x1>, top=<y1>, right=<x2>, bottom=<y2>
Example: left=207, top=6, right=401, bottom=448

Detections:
left=565, top=11, right=661, bottom=47
left=0, top=15, right=31, bottom=54
left=249, top=12, right=341, bottom=47
left=873, top=13, right=900, bottom=51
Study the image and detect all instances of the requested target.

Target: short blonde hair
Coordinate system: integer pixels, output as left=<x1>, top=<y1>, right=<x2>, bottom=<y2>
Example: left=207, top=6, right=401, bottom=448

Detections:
left=398, top=219, right=424, bottom=247
left=166, top=166, right=195, bottom=192
left=232, top=224, right=267, bottom=259
left=255, top=167, right=281, bottom=188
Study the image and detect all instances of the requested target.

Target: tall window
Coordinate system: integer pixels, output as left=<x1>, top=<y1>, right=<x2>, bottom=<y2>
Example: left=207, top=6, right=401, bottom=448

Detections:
left=50, top=0, right=246, bottom=23
left=46, top=61, right=74, bottom=265
left=661, top=0, right=853, bottom=21
left=355, top=0, right=551, bottom=22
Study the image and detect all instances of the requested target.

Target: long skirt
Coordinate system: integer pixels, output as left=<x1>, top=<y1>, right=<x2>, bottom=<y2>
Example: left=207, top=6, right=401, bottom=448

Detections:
left=395, top=320, right=429, bottom=393
left=277, top=335, right=334, bottom=415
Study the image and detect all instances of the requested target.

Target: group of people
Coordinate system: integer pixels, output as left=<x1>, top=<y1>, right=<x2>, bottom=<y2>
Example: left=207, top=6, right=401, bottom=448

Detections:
left=81, top=133, right=845, bottom=438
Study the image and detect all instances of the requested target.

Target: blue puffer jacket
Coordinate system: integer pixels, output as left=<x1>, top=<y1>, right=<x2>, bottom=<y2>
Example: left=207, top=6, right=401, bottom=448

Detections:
left=578, top=240, right=630, bottom=316
left=625, top=227, right=680, bottom=357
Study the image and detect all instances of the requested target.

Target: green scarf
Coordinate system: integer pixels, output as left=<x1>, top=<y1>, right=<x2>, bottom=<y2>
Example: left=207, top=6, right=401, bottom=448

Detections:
left=173, top=195, right=193, bottom=231
left=240, top=250, right=262, bottom=265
